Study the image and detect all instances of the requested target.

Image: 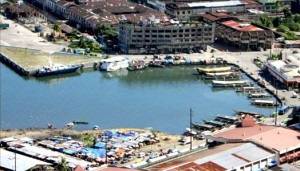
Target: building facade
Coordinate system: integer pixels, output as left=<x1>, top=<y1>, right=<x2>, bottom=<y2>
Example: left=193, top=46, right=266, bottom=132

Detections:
left=118, top=21, right=215, bottom=54
left=217, top=20, right=274, bottom=50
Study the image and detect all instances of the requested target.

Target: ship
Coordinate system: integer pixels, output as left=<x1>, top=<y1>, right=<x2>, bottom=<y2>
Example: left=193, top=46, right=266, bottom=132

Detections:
left=34, top=64, right=80, bottom=77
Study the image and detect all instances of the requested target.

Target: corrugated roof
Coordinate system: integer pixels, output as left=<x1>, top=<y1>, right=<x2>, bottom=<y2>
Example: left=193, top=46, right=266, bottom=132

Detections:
left=0, top=149, right=51, bottom=171
left=222, top=20, right=263, bottom=32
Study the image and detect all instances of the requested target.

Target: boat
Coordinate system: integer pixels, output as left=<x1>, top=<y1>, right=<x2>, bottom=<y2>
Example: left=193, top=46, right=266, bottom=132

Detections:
left=192, top=122, right=215, bottom=131
left=149, top=59, right=165, bottom=68
left=34, top=64, right=80, bottom=77
left=215, top=115, right=238, bottom=124
left=197, top=66, right=232, bottom=74
left=236, top=86, right=262, bottom=93
left=100, top=56, right=129, bottom=71
left=203, top=120, right=225, bottom=128
left=248, top=93, right=271, bottom=98
left=203, top=71, right=240, bottom=80
left=235, top=110, right=262, bottom=118
left=128, top=60, right=148, bottom=71
left=251, top=99, right=278, bottom=107
left=72, top=121, right=89, bottom=125
left=212, top=80, right=249, bottom=87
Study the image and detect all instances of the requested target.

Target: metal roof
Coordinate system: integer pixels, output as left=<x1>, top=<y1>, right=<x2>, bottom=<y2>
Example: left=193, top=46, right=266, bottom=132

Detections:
left=194, top=143, right=275, bottom=169
left=0, top=149, right=50, bottom=171
left=187, top=0, right=243, bottom=8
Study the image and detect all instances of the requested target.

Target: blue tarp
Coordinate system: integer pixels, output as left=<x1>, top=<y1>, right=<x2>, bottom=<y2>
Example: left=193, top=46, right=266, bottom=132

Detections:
left=81, top=147, right=106, bottom=158
left=94, top=142, right=106, bottom=148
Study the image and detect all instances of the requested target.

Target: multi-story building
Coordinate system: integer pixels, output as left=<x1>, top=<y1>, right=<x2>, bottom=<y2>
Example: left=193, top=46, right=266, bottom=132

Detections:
left=26, top=0, right=167, bottom=32
left=265, top=55, right=300, bottom=89
left=217, top=20, right=274, bottom=50
left=118, top=20, right=215, bottom=54
left=165, top=0, right=261, bottom=20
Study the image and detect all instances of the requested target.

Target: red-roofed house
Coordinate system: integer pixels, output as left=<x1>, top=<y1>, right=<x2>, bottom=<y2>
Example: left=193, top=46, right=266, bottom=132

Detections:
left=217, top=19, right=274, bottom=50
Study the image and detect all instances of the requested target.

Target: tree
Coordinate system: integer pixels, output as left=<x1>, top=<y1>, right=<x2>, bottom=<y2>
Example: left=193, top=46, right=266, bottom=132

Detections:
left=96, top=24, right=118, bottom=39
left=257, top=14, right=273, bottom=28
left=272, top=17, right=282, bottom=27
left=53, top=23, right=61, bottom=32
left=283, top=7, right=292, bottom=18
left=57, top=158, right=70, bottom=171
left=275, top=1, right=284, bottom=12
left=277, top=24, right=290, bottom=32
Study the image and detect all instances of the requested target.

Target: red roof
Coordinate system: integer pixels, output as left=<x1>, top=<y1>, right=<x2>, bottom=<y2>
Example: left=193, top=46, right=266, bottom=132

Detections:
left=222, top=20, right=263, bottom=32
left=214, top=125, right=300, bottom=154
left=241, top=115, right=256, bottom=127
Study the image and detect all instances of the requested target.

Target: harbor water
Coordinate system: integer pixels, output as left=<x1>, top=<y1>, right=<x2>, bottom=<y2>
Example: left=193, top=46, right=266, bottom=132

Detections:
left=0, top=64, right=275, bottom=134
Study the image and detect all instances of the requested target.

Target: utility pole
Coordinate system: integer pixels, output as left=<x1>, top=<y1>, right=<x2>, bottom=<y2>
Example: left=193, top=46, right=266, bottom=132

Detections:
left=275, top=81, right=278, bottom=126
left=189, top=108, right=193, bottom=151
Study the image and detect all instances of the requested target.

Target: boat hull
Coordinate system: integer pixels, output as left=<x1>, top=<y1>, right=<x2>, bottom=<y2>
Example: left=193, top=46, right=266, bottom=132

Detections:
left=34, top=66, right=80, bottom=77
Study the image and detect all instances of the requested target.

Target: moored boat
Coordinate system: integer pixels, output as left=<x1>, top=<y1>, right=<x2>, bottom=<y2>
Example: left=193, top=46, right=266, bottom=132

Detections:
left=251, top=99, right=278, bottom=107
left=212, top=80, right=249, bottom=87
left=248, top=93, right=271, bottom=98
left=34, top=64, right=80, bottom=77
left=128, top=60, right=148, bottom=71
left=100, top=56, right=129, bottom=71
left=197, top=66, right=232, bottom=74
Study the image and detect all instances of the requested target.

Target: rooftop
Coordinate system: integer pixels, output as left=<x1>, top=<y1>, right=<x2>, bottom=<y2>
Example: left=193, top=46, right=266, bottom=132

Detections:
left=222, top=20, right=263, bottom=31
left=214, top=125, right=300, bottom=154
left=161, top=143, right=274, bottom=171
left=187, top=0, right=243, bottom=8
left=0, top=148, right=51, bottom=171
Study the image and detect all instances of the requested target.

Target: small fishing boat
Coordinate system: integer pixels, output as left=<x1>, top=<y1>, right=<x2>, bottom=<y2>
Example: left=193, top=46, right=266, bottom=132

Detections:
left=128, top=60, right=147, bottom=71
left=203, top=120, right=225, bottom=128
left=197, top=66, right=232, bottom=74
left=235, top=110, right=262, bottom=118
left=203, top=72, right=240, bottom=80
left=192, top=122, right=215, bottom=131
left=212, top=80, right=249, bottom=87
left=251, top=99, right=278, bottom=107
left=149, top=59, right=165, bottom=68
left=248, top=93, right=271, bottom=98
left=72, top=121, right=89, bottom=125
left=215, top=115, right=238, bottom=124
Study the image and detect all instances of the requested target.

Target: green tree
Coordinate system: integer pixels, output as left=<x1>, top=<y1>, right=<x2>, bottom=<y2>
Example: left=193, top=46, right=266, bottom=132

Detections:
left=277, top=24, right=290, bottom=32
left=53, top=23, right=61, bottom=32
left=283, top=7, right=292, bottom=18
left=257, top=14, right=273, bottom=28
left=272, top=17, right=281, bottom=27
left=96, top=24, right=118, bottom=39
left=57, top=158, right=70, bottom=171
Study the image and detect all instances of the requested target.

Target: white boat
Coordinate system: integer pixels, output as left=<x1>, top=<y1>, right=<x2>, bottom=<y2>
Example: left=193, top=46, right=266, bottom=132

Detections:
left=205, top=71, right=234, bottom=76
left=251, top=99, right=277, bottom=106
left=197, top=66, right=232, bottom=74
left=212, top=80, right=249, bottom=87
left=248, top=93, right=271, bottom=98
left=100, top=56, right=129, bottom=71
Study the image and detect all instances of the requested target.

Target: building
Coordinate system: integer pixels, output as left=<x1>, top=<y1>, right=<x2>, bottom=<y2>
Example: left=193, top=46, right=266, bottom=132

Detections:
left=165, top=0, right=261, bottom=21
left=26, top=0, right=167, bottom=32
left=211, top=124, right=300, bottom=164
left=217, top=20, right=274, bottom=50
left=118, top=20, right=215, bottom=54
left=265, top=55, right=300, bottom=89
left=0, top=148, right=51, bottom=171
left=148, top=142, right=276, bottom=171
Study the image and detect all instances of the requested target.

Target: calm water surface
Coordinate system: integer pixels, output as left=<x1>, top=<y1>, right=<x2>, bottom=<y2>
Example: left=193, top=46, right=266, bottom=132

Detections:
left=0, top=64, right=274, bottom=134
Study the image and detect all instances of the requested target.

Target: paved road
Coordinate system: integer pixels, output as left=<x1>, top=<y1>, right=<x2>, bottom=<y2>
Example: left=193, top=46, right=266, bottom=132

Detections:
left=0, top=15, right=64, bottom=53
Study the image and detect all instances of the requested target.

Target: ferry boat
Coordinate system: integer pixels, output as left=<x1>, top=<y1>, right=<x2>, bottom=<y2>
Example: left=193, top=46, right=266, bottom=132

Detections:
left=212, top=80, right=249, bottom=87
left=34, top=64, right=80, bottom=77
left=100, top=56, right=129, bottom=71
left=197, top=66, right=232, bottom=74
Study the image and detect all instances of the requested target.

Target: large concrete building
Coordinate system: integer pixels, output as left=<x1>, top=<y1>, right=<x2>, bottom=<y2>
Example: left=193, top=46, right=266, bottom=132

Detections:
left=265, top=55, right=300, bottom=89
left=118, top=20, right=215, bottom=54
